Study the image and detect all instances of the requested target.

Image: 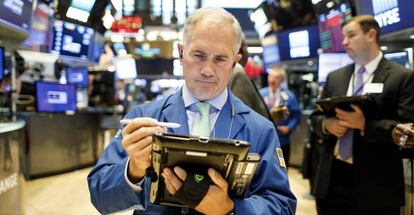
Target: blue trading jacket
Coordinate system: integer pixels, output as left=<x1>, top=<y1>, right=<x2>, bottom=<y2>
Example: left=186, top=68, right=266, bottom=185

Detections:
left=259, top=87, right=301, bottom=146
left=88, top=89, right=297, bottom=215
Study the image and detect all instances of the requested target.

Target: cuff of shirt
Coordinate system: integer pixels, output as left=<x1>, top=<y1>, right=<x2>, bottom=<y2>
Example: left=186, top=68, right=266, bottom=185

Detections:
left=124, top=157, right=145, bottom=192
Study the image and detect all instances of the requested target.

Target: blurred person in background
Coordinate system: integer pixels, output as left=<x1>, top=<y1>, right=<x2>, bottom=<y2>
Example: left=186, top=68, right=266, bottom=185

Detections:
left=260, top=67, right=301, bottom=167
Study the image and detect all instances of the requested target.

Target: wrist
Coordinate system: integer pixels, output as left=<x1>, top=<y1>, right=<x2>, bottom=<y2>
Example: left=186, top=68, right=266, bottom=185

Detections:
left=127, top=161, right=146, bottom=183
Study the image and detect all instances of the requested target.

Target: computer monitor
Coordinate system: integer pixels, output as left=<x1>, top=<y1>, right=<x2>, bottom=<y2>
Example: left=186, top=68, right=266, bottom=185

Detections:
left=50, top=20, right=94, bottom=61
left=66, top=68, right=89, bottom=88
left=0, top=47, right=4, bottom=80
left=0, top=0, right=33, bottom=34
left=262, top=34, right=280, bottom=69
left=36, top=82, right=77, bottom=112
left=318, top=52, right=353, bottom=83
left=384, top=51, right=411, bottom=69
left=315, top=0, right=353, bottom=53
left=115, top=57, right=137, bottom=79
left=277, top=25, right=320, bottom=62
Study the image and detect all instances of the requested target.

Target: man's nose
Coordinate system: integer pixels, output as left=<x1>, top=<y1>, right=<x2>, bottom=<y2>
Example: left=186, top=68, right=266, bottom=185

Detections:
left=200, top=60, right=215, bottom=76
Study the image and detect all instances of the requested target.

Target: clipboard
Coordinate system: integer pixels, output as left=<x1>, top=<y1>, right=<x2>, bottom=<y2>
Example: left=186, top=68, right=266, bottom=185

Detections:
left=315, top=95, right=373, bottom=116
left=149, top=132, right=260, bottom=208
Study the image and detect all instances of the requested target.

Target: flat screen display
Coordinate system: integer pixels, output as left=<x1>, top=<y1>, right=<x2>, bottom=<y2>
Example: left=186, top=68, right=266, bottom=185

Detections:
left=318, top=52, right=353, bottom=83
left=0, top=0, right=33, bottom=33
left=66, top=68, right=89, bottom=88
left=36, top=82, right=77, bottom=112
left=50, top=20, right=94, bottom=60
left=317, top=1, right=353, bottom=53
left=23, top=2, right=53, bottom=52
left=357, top=0, right=414, bottom=34
left=0, top=47, right=4, bottom=80
left=71, top=0, right=96, bottom=12
left=136, top=59, right=174, bottom=77
left=115, top=57, right=137, bottom=79
left=90, top=32, right=104, bottom=63
left=384, top=51, right=411, bottom=69
left=262, top=35, right=280, bottom=69
left=277, top=25, right=320, bottom=61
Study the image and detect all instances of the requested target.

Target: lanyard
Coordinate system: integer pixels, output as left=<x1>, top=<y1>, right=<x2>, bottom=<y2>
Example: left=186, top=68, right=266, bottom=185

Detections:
left=350, top=71, right=374, bottom=96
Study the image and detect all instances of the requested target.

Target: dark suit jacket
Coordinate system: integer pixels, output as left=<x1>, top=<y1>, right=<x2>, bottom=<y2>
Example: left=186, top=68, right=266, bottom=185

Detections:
left=310, top=58, right=414, bottom=210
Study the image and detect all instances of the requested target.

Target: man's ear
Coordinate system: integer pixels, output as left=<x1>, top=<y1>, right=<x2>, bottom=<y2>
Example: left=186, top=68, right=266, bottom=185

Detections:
left=177, top=43, right=184, bottom=59
left=233, top=54, right=242, bottom=67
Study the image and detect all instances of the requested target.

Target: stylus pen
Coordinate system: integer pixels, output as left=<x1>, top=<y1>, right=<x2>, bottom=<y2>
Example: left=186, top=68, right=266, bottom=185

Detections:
left=120, top=119, right=181, bottom=129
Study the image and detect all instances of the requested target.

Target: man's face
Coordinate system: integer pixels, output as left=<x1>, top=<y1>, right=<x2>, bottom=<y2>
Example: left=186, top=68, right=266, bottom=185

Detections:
left=268, top=72, right=282, bottom=91
left=180, top=21, right=240, bottom=100
left=342, top=21, right=374, bottom=62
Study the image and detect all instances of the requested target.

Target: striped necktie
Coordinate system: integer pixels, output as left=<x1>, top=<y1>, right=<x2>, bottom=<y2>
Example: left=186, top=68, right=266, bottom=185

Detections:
left=192, top=102, right=211, bottom=137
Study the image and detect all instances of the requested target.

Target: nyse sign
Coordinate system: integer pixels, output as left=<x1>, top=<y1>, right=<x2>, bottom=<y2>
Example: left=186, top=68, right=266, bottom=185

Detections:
left=375, top=7, right=400, bottom=28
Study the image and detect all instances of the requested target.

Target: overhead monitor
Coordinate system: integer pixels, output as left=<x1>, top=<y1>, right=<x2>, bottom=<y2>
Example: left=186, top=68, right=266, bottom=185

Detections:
left=357, top=0, right=414, bottom=34
left=71, top=0, right=96, bottom=12
left=315, top=1, right=353, bottom=53
left=0, top=47, right=4, bottom=80
left=261, top=34, right=280, bottom=69
left=318, top=52, right=353, bottom=83
left=135, top=59, right=174, bottom=77
left=23, top=2, right=54, bottom=53
left=50, top=20, right=94, bottom=61
left=115, top=57, right=138, bottom=79
left=90, top=32, right=104, bottom=63
left=384, top=51, right=411, bottom=69
left=36, top=82, right=77, bottom=113
left=66, top=68, right=89, bottom=88
left=277, top=25, right=320, bottom=62
left=0, top=0, right=33, bottom=33
left=249, top=4, right=272, bottom=38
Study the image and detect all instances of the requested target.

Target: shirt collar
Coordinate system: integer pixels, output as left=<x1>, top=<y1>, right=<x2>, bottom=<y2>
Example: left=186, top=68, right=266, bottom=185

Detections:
left=182, top=83, right=228, bottom=111
left=355, top=51, right=383, bottom=75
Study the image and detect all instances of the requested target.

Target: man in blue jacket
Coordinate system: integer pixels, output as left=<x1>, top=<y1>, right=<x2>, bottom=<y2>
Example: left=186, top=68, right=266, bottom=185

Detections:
left=88, top=7, right=296, bottom=215
left=260, top=67, right=301, bottom=167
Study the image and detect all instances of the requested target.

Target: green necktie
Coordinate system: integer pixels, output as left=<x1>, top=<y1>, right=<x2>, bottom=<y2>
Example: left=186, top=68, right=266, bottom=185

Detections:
left=192, top=102, right=211, bottom=136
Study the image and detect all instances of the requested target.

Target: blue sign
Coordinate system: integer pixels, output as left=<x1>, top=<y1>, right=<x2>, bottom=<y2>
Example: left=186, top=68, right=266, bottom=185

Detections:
left=358, top=0, right=414, bottom=34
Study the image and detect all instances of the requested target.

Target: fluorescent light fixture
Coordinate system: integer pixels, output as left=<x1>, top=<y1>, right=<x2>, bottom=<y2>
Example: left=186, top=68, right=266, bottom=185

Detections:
left=247, top=46, right=263, bottom=54
left=66, top=6, right=90, bottom=23
left=380, top=46, right=388, bottom=51
left=410, top=35, right=414, bottom=39
left=312, top=0, right=322, bottom=5
left=326, top=1, right=334, bottom=9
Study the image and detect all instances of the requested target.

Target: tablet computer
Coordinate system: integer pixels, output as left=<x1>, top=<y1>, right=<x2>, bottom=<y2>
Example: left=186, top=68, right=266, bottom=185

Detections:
left=149, top=132, right=260, bottom=207
left=315, top=95, right=373, bottom=116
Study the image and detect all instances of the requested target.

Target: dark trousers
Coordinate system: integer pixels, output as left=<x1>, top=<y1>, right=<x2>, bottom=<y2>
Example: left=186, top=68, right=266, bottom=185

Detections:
left=281, top=144, right=290, bottom=168
left=316, top=159, right=400, bottom=215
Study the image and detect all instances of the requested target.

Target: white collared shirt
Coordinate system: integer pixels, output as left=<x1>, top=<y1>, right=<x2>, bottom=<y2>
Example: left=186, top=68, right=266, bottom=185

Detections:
left=182, top=83, right=228, bottom=135
left=335, top=51, right=383, bottom=164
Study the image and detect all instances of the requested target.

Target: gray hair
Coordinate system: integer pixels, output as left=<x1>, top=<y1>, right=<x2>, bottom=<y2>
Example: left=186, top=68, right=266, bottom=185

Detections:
left=268, top=66, right=287, bottom=81
left=183, top=7, right=243, bottom=54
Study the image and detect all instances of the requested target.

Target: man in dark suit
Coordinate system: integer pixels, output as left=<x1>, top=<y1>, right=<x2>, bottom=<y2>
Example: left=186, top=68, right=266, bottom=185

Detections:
left=311, top=15, right=414, bottom=215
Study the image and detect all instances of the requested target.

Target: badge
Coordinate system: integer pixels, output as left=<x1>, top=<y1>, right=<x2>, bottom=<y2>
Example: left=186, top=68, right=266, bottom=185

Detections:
left=363, top=83, right=384, bottom=94
left=280, top=91, right=289, bottom=101
left=276, top=147, right=286, bottom=168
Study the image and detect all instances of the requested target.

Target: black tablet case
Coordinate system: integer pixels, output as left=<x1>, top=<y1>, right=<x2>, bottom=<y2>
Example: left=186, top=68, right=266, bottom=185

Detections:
left=149, top=132, right=260, bottom=207
left=315, top=95, right=373, bottom=117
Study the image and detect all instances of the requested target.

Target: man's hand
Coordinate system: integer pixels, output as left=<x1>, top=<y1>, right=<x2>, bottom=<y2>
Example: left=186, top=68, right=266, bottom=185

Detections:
left=323, top=117, right=349, bottom=138
left=121, top=117, right=165, bottom=183
left=162, top=167, right=234, bottom=215
left=392, top=123, right=414, bottom=147
left=270, top=105, right=289, bottom=123
left=335, top=105, right=366, bottom=132
left=277, top=125, right=290, bottom=135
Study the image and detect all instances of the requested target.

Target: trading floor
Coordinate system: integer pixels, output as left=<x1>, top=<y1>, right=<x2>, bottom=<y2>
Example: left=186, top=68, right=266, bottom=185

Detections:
left=24, top=168, right=317, bottom=215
